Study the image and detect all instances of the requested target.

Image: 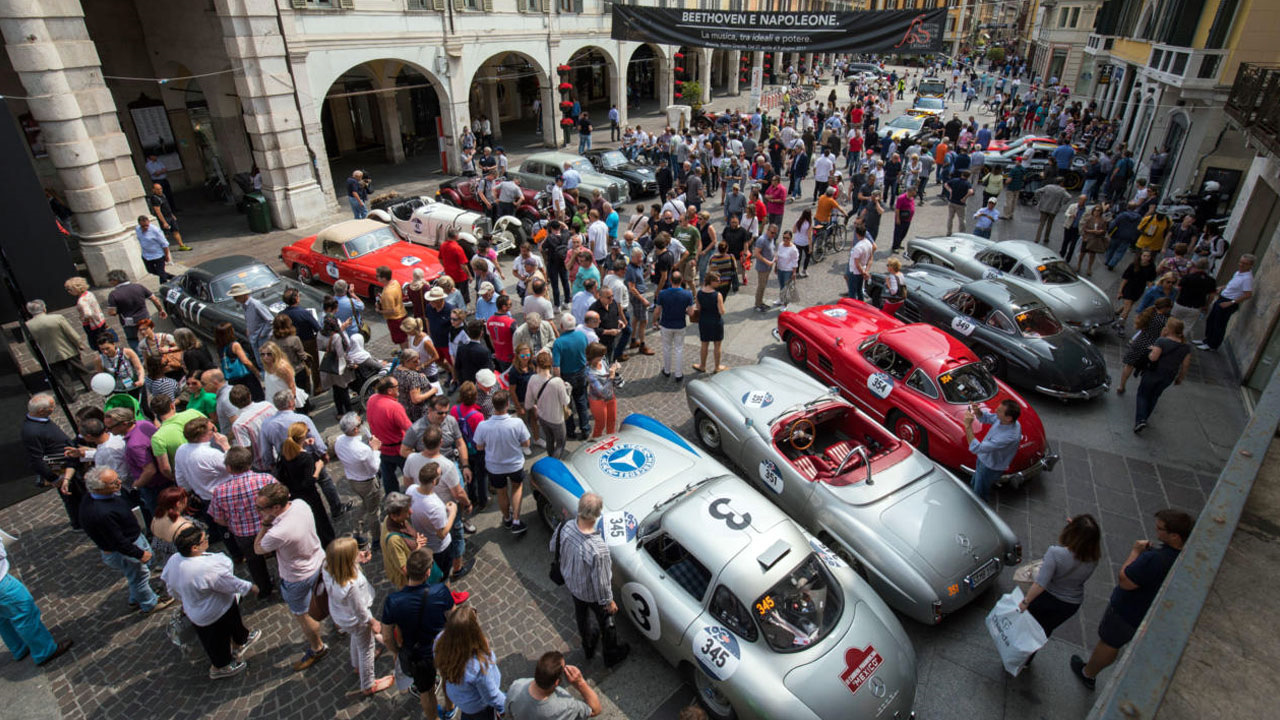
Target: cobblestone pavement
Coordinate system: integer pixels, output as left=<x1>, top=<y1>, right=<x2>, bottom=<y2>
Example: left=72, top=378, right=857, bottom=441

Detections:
left=4, top=70, right=1249, bottom=719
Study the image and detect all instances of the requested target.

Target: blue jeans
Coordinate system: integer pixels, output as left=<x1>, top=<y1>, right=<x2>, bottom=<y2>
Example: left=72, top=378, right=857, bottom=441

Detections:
left=777, top=269, right=793, bottom=296
left=613, top=310, right=633, bottom=363
left=349, top=197, right=368, bottom=219
left=974, top=225, right=992, bottom=239
left=563, top=370, right=590, bottom=438
left=1104, top=236, right=1131, bottom=269
left=578, top=134, right=592, bottom=154
left=0, top=574, right=58, bottom=663
left=845, top=271, right=864, bottom=300
left=379, top=454, right=405, bottom=496
left=970, top=461, right=1002, bottom=502
left=100, top=536, right=158, bottom=611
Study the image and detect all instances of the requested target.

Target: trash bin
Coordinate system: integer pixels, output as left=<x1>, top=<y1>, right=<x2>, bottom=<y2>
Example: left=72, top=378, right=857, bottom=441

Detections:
left=245, top=192, right=271, bottom=233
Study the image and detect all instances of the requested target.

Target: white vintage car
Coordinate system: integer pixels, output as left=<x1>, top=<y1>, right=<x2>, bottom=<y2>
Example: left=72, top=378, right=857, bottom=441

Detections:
left=369, top=195, right=520, bottom=254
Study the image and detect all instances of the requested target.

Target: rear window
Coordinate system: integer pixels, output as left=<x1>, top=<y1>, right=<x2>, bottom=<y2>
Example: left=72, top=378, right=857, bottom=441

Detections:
left=1015, top=307, right=1062, bottom=338
left=918, top=80, right=946, bottom=96
left=937, top=363, right=999, bottom=404
left=753, top=555, right=843, bottom=653
left=1035, top=261, right=1079, bottom=285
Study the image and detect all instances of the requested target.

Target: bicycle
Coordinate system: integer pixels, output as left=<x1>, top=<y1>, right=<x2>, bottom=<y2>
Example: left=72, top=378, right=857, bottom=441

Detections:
left=809, top=212, right=849, bottom=263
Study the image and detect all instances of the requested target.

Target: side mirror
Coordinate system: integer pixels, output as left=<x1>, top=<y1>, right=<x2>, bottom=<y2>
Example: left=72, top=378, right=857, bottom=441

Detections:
left=744, top=418, right=754, bottom=428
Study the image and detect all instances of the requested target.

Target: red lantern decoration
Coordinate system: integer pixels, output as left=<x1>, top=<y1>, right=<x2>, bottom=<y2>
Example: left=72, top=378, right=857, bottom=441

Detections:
left=558, top=82, right=572, bottom=91
left=560, top=118, right=575, bottom=126
left=557, top=64, right=572, bottom=73
left=674, top=52, right=685, bottom=59
left=674, top=66, right=685, bottom=73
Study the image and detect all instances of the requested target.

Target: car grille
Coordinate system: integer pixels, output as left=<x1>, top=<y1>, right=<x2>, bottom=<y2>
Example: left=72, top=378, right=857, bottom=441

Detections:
left=643, top=181, right=657, bottom=195
left=607, top=185, right=620, bottom=202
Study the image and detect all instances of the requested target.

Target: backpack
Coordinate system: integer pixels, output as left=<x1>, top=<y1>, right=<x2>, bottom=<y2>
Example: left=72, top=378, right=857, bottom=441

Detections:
left=451, top=406, right=484, bottom=452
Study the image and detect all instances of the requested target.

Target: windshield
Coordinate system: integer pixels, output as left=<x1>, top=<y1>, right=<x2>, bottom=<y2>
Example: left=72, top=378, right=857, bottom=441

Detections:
left=567, top=158, right=594, bottom=174
left=1015, top=307, right=1062, bottom=337
left=918, top=81, right=945, bottom=95
left=753, top=555, right=843, bottom=653
left=915, top=98, right=944, bottom=110
left=600, top=151, right=628, bottom=168
left=887, top=116, right=923, bottom=130
left=211, top=264, right=279, bottom=299
left=343, top=227, right=400, bottom=258
left=1035, top=260, right=1079, bottom=285
left=937, top=363, right=999, bottom=404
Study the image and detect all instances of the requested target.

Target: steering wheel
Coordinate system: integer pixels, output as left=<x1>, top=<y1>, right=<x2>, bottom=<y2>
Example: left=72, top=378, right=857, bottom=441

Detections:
left=788, top=418, right=816, bottom=451
left=955, top=294, right=977, bottom=316
left=866, top=343, right=894, bottom=370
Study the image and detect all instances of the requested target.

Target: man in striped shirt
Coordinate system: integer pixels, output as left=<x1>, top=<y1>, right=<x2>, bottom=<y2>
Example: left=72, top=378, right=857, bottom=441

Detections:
left=228, top=385, right=277, bottom=472
left=552, top=493, right=630, bottom=667
left=209, top=447, right=277, bottom=599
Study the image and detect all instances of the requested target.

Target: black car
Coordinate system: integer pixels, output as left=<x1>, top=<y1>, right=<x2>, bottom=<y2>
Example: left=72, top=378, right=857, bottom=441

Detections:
left=868, top=265, right=1109, bottom=400
left=580, top=149, right=658, bottom=198
left=979, top=144, right=1087, bottom=192
left=160, top=255, right=328, bottom=346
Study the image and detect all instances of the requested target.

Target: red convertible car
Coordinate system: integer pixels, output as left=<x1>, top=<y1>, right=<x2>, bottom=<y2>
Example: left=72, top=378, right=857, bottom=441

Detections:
left=436, top=177, right=542, bottom=228
left=777, top=299, right=1057, bottom=487
left=280, top=219, right=444, bottom=301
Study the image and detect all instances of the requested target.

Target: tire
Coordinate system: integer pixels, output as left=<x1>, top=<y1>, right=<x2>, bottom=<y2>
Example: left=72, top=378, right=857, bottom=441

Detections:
left=785, top=333, right=807, bottom=367
left=294, top=264, right=313, bottom=285
left=812, top=240, right=826, bottom=263
left=691, top=664, right=737, bottom=720
left=536, top=493, right=559, bottom=531
left=888, top=410, right=929, bottom=452
left=354, top=370, right=382, bottom=412
left=912, top=252, right=933, bottom=264
left=367, top=285, right=382, bottom=306
left=978, top=350, right=1005, bottom=377
left=694, top=411, right=723, bottom=453
left=831, top=224, right=848, bottom=252
left=1062, top=170, right=1084, bottom=192
left=820, top=533, right=869, bottom=580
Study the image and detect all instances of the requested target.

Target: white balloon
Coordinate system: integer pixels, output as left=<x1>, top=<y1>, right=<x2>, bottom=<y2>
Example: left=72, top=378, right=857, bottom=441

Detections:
left=91, top=373, right=116, bottom=396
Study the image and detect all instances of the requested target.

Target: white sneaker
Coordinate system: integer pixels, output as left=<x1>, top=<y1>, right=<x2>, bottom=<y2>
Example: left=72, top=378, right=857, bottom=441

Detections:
left=210, top=660, right=247, bottom=679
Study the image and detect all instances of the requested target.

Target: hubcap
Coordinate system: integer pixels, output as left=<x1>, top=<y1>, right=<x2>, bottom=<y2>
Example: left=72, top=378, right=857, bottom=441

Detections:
left=696, top=671, right=733, bottom=717
left=789, top=339, right=805, bottom=363
left=981, top=354, right=998, bottom=372
left=896, top=419, right=920, bottom=445
left=698, top=419, right=720, bottom=449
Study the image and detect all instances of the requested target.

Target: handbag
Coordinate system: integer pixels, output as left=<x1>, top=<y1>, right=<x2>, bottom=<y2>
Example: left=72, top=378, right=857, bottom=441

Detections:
left=986, top=588, right=1048, bottom=676
left=307, top=573, right=330, bottom=622
left=548, top=521, right=566, bottom=585
left=318, top=349, right=339, bottom=376
left=161, top=349, right=185, bottom=373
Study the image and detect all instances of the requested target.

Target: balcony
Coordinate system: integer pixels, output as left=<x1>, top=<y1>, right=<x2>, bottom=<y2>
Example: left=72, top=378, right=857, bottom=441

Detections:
left=1084, top=33, right=1115, bottom=56
left=1225, top=63, right=1280, bottom=157
left=1140, top=43, right=1229, bottom=91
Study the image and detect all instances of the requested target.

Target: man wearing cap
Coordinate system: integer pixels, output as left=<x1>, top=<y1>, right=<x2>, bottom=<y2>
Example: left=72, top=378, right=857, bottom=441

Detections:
left=422, top=286, right=455, bottom=369
left=230, top=283, right=274, bottom=357
left=973, top=198, right=1000, bottom=239
left=376, top=266, right=409, bottom=349
left=474, top=282, right=499, bottom=322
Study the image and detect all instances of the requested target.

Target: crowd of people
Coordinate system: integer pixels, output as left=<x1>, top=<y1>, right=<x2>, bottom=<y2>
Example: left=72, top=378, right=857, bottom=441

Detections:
left=5, top=50, right=1235, bottom=719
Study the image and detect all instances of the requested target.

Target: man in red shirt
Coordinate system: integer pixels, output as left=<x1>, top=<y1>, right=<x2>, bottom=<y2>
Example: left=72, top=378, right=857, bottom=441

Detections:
left=439, top=229, right=471, bottom=306
left=849, top=104, right=864, bottom=128
left=486, top=295, right=516, bottom=370
left=367, top=376, right=411, bottom=494
left=847, top=131, right=864, bottom=173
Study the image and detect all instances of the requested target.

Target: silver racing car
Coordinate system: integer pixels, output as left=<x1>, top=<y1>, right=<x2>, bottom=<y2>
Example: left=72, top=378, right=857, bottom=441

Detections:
left=530, top=413, right=918, bottom=720
left=685, top=359, right=1022, bottom=625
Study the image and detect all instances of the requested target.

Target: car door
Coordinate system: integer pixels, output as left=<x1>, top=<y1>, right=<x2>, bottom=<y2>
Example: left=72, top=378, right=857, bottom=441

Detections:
left=974, top=249, right=1017, bottom=279
left=739, top=427, right=815, bottom=519
left=176, top=275, right=213, bottom=329
left=852, top=340, right=911, bottom=420
left=634, top=532, right=713, bottom=662
left=939, top=290, right=988, bottom=344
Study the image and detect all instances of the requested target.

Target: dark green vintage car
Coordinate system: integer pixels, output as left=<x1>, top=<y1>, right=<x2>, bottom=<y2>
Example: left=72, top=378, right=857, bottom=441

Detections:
left=160, top=255, right=329, bottom=346
left=869, top=264, right=1110, bottom=401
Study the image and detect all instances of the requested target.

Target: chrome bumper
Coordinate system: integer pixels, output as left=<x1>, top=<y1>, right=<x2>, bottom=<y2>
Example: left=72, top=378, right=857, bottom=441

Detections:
left=1035, top=380, right=1109, bottom=400
left=961, top=450, right=1060, bottom=487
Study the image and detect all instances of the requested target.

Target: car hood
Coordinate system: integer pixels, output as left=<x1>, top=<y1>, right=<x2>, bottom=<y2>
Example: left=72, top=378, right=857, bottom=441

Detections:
left=354, top=245, right=443, bottom=280
left=878, top=474, right=1003, bottom=579
left=783, top=600, right=916, bottom=718
left=692, top=359, right=836, bottom=430
left=1027, top=331, right=1110, bottom=389
left=615, top=163, right=654, bottom=177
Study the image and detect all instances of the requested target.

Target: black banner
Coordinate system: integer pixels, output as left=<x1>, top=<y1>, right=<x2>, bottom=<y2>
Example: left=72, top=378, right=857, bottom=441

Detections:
left=611, top=7, right=946, bottom=54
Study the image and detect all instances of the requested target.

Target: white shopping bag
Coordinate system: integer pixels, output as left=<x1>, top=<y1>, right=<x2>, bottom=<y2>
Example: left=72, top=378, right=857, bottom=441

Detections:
left=985, top=587, right=1048, bottom=676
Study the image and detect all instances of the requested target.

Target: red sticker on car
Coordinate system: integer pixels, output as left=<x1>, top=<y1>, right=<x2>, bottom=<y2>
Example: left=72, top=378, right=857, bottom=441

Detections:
left=840, top=645, right=883, bottom=695
left=585, top=436, right=621, bottom=454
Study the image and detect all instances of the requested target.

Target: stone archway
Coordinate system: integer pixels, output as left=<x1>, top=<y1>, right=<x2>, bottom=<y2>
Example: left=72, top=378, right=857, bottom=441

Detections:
left=566, top=46, right=616, bottom=114
left=468, top=51, right=550, bottom=150
left=318, top=58, right=450, bottom=172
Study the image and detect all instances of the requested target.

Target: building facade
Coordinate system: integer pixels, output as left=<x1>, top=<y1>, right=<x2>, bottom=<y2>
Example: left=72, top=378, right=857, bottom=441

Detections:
left=2, top=0, right=851, bottom=283
left=1027, top=0, right=1102, bottom=93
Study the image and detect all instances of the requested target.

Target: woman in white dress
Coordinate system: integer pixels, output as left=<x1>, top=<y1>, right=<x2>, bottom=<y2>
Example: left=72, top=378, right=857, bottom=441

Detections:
left=257, top=341, right=307, bottom=408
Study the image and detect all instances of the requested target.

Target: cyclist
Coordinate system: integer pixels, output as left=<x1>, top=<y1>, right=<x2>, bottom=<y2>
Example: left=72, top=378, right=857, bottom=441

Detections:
left=813, top=187, right=852, bottom=249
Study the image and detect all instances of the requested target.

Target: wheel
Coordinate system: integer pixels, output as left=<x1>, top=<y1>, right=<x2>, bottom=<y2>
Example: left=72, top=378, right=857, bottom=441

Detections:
left=536, top=493, right=560, bottom=531
left=786, top=333, right=807, bottom=367
left=831, top=224, right=849, bottom=252
left=692, top=665, right=737, bottom=720
left=912, top=252, right=933, bottom=264
left=695, top=412, right=723, bottom=453
left=355, top=370, right=382, bottom=412
left=820, top=534, right=869, bottom=580
left=889, top=411, right=929, bottom=452
left=811, top=240, right=826, bottom=263
left=978, top=350, right=1005, bottom=377
left=294, top=263, right=313, bottom=285
left=366, top=285, right=382, bottom=306
left=1062, top=170, right=1084, bottom=192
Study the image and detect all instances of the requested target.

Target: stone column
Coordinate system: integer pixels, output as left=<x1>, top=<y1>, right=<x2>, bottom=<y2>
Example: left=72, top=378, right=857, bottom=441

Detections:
left=288, top=51, right=335, bottom=201
left=612, top=59, right=628, bottom=128
left=657, top=53, right=673, bottom=110
left=540, top=83, right=559, bottom=148
left=698, top=49, right=712, bottom=105
left=484, top=78, right=502, bottom=145
left=378, top=90, right=405, bottom=164
left=214, top=0, right=328, bottom=229
left=0, top=0, right=145, bottom=283
left=727, top=51, right=740, bottom=96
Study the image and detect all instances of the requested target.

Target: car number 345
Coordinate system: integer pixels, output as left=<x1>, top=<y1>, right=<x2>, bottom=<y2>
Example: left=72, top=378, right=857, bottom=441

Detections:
left=691, top=626, right=742, bottom=681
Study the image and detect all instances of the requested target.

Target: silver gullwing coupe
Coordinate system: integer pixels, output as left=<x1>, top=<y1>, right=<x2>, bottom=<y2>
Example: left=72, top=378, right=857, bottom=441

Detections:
left=903, top=234, right=1115, bottom=333
left=685, top=358, right=1022, bottom=625
left=529, top=413, right=918, bottom=720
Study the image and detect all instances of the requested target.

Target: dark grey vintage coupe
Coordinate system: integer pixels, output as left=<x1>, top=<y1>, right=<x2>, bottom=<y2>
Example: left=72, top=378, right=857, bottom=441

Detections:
left=159, top=255, right=327, bottom=345
left=869, top=265, right=1109, bottom=400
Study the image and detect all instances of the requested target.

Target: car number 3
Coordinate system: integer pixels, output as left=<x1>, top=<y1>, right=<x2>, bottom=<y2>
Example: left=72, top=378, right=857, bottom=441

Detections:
left=708, top=497, right=751, bottom=530
left=630, top=592, right=652, bottom=631
left=621, top=582, right=660, bottom=641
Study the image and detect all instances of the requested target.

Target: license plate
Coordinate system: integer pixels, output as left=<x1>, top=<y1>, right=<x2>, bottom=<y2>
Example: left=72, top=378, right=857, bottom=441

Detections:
left=965, top=558, right=999, bottom=590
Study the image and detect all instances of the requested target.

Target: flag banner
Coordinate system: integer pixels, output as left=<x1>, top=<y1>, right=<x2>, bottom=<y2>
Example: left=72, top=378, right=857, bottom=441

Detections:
left=611, top=7, right=946, bottom=54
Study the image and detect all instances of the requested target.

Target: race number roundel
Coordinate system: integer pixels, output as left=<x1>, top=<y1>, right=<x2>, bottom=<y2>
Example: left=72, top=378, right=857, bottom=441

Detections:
left=411, top=217, right=424, bottom=234
left=691, top=625, right=742, bottom=681
left=758, top=460, right=784, bottom=494
left=325, top=261, right=341, bottom=279
left=950, top=315, right=977, bottom=336
left=867, top=372, right=895, bottom=399
left=400, top=255, right=422, bottom=266
left=621, top=582, right=660, bottom=641
left=741, top=390, right=774, bottom=408
left=165, top=288, right=181, bottom=304
left=598, top=510, right=639, bottom=547
left=982, top=267, right=1003, bottom=280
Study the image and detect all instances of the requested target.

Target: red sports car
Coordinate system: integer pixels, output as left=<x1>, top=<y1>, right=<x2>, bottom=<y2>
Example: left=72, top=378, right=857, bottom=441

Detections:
left=280, top=219, right=444, bottom=301
left=436, top=177, right=542, bottom=228
left=984, top=135, right=1055, bottom=153
left=777, top=299, right=1057, bottom=487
